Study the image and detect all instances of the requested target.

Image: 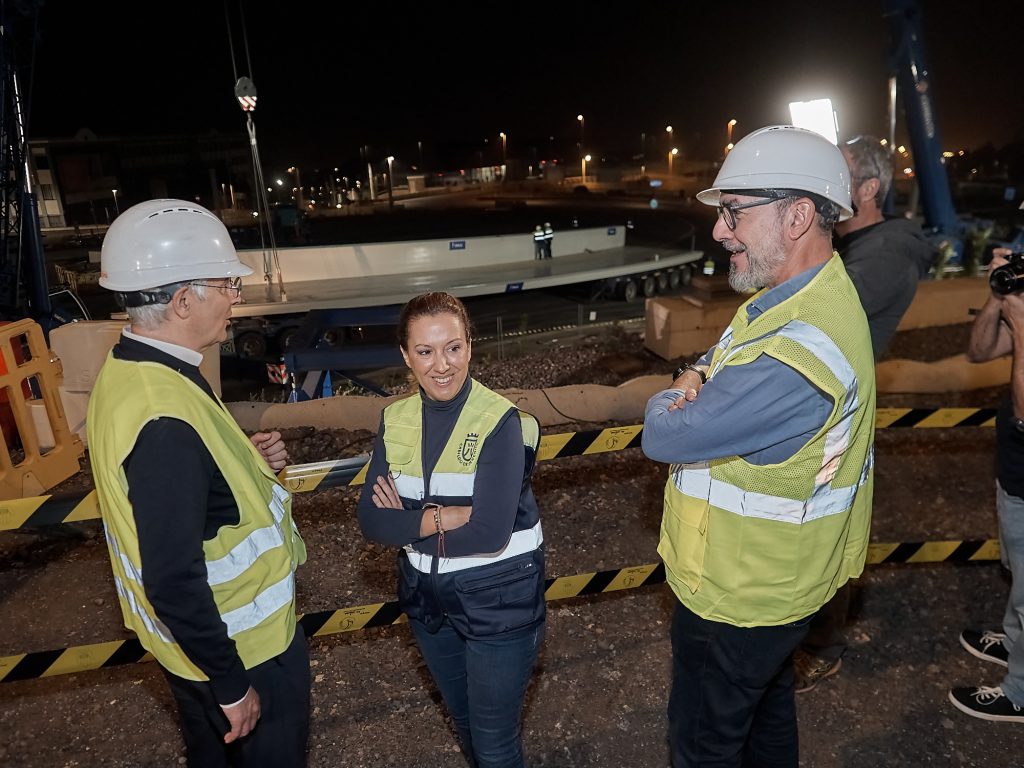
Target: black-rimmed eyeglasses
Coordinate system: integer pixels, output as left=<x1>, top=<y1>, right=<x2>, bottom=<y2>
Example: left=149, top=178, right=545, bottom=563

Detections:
left=716, top=196, right=787, bottom=231
left=191, top=277, right=243, bottom=297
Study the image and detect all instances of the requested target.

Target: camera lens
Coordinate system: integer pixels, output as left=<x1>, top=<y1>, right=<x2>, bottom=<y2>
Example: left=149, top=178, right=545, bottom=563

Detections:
left=991, top=263, right=1024, bottom=295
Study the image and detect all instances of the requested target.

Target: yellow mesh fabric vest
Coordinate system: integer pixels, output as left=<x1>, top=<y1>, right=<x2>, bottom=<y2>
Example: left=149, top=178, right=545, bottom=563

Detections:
left=383, top=379, right=538, bottom=501
left=88, top=355, right=306, bottom=680
left=658, top=255, right=875, bottom=627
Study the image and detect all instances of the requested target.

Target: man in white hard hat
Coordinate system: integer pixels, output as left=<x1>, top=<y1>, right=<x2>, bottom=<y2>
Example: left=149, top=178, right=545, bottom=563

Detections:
left=543, top=221, right=554, bottom=259
left=642, top=126, right=876, bottom=766
left=87, top=200, right=309, bottom=767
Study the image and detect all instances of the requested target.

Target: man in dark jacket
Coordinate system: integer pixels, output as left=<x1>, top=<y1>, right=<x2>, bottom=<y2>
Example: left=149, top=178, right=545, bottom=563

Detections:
left=794, top=135, right=935, bottom=692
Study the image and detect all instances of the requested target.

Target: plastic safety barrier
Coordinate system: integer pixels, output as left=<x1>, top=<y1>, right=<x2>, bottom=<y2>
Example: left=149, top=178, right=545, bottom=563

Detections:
left=0, top=319, right=83, bottom=500
left=0, top=408, right=999, bottom=531
left=0, top=539, right=1000, bottom=684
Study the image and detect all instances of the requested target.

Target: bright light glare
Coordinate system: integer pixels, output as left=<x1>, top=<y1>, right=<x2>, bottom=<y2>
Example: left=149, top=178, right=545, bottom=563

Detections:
left=788, top=99, right=838, bottom=145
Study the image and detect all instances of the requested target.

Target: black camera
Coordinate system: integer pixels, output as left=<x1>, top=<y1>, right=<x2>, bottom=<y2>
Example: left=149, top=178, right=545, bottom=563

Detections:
left=990, top=251, right=1024, bottom=295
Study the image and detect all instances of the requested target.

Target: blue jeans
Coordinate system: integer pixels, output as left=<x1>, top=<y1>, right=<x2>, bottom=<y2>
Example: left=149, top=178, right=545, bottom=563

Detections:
left=411, top=618, right=544, bottom=768
left=669, top=601, right=813, bottom=768
left=996, top=481, right=1024, bottom=706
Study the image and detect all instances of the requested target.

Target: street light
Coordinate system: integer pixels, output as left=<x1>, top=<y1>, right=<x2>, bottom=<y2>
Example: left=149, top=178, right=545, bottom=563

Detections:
left=386, top=156, right=395, bottom=209
left=111, top=189, right=120, bottom=215
left=668, top=148, right=678, bottom=175
left=499, top=132, right=507, bottom=162
left=577, top=114, right=585, bottom=154
left=665, top=125, right=673, bottom=153
left=582, top=153, right=591, bottom=181
left=288, top=166, right=304, bottom=207
left=727, top=118, right=737, bottom=147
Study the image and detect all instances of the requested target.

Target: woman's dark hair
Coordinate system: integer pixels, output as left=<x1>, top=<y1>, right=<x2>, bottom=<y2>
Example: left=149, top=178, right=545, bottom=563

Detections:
left=397, top=292, right=473, bottom=350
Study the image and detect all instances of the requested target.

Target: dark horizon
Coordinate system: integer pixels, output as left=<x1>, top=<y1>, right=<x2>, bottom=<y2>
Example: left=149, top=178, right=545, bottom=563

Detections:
left=18, top=1, right=1024, bottom=173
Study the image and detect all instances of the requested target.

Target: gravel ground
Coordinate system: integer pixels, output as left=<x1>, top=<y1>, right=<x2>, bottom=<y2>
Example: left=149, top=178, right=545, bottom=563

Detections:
left=2, top=322, right=1023, bottom=766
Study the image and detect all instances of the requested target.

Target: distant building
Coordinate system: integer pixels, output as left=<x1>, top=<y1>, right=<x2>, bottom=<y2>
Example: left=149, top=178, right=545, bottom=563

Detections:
left=29, top=128, right=253, bottom=228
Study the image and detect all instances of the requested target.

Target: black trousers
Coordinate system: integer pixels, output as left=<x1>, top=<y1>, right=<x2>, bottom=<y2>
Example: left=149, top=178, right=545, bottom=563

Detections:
left=669, top=601, right=812, bottom=768
left=162, top=627, right=310, bottom=768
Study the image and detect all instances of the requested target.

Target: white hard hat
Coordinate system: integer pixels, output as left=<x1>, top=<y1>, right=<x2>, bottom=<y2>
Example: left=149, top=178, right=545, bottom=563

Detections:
left=99, top=199, right=253, bottom=292
left=697, top=125, right=853, bottom=221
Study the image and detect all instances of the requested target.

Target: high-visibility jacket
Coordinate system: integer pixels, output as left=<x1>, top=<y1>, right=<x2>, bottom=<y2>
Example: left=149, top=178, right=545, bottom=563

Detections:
left=658, top=255, right=876, bottom=627
left=533, top=228, right=546, bottom=242
left=543, top=225, right=554, bottom=241
left=88, top=355, right=307, bottom=680
left=383, top=379, right=544, bottom=636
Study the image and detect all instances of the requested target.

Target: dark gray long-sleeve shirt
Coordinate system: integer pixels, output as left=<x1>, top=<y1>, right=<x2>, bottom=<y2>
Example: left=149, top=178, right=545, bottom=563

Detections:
left=837, top=216, right=935, bottom=360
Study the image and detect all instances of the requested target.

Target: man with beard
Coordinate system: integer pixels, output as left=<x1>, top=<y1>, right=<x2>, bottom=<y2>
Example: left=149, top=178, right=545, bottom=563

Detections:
left=642, top=126, right=877, bottom=767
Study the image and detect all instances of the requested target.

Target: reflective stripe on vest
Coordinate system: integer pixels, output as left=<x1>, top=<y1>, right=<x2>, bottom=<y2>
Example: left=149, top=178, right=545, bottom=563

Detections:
left=678, top=318, right=866, bottom=523
left=672, top=448, right=873, bottom=524
left=206, top=485, right=290, bottom=586
left=394, top=469, right=477, bottom=500
left=88, top=356, right=304, bottom=680
left=405, top=520, right=544, bottom=574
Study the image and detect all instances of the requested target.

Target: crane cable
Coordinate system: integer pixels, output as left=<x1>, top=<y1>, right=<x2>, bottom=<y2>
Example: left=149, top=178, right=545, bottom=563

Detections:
left=223, top=0, right=286, bottom=301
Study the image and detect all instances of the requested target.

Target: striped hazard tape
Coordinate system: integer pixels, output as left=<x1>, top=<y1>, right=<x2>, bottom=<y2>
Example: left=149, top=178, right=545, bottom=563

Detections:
left=0, top=408, right=999, bottom=532
left=0, top=540, right=1000, bottom=684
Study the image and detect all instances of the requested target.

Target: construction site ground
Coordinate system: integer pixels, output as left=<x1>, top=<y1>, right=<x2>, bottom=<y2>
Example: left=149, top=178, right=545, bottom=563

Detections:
left=2, top=322, right=1023, bottom=766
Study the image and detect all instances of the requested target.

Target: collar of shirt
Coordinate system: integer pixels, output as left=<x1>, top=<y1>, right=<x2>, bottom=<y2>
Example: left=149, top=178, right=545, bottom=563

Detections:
left=122, top=326, right=204, bottom=367
left=836, top=219, right=885, bottom=254
left=745, top=259, right=828, bottom=322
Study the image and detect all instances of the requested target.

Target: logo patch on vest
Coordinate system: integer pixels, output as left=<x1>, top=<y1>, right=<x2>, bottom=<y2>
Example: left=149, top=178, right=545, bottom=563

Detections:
left=457, top=433, right=479, bottom=465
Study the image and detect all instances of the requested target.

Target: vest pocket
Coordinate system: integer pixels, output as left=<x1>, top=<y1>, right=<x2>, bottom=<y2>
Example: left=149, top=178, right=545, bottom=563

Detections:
left=449, top=550, right=545, bottom=637
left=660, top=498, right=709, bottom=594
left=397, top=554, right=430, bottom=623
left=385, top=425, right=418, bottom=468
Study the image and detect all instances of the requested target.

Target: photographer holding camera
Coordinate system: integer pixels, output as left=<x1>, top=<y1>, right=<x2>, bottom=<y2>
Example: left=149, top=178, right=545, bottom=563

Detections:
left=949, top=247, right=1024, bottom=723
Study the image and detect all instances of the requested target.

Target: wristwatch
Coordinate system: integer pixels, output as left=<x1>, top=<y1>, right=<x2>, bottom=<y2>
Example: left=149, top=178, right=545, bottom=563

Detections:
left=672, top=362, right=707, bottom=384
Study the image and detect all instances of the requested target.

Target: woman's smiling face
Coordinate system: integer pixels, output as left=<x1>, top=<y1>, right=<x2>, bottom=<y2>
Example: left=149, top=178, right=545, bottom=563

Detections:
left=401, top=312, right=471, bottom=401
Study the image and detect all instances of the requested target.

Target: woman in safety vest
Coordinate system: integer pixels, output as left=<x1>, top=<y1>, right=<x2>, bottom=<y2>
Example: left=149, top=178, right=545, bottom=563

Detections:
left=357, top=291, right=544, bottom=768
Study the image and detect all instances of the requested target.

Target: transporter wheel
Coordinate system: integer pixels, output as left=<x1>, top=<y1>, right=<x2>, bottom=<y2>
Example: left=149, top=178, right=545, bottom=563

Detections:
left=641, top=275, right=657, bottom=298
left=667, top=268, right=681, bottom=290
left=235, top=331, right=268, bottom=360
left=277, top=327, right=298, bottom=352
left=680, top=264, right=694, bottom=286
left=620, top=279, right=638, bottom=302
left=655, top=272, right=669, bottom=293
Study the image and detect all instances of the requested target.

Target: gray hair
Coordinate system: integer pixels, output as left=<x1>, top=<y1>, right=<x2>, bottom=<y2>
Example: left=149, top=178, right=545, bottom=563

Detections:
left=126, top=282, right=208, bottom=329
left=844, top=135, right=893, bottom=209
left=775, top=196, right=834, bottom=237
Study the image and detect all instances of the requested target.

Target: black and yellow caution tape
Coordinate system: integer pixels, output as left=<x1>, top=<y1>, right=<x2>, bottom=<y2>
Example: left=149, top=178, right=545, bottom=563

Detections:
left=0, top=408, right=1000, bottom=532
left=874, top=407, right=996, bottom=429
left=0, top=490, right=100, bottom=532
left=0, top=540, right=999, bottom=684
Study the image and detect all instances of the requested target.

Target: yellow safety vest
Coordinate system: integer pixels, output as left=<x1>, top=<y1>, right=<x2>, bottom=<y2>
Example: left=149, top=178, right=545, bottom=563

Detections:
left=658, top=255, right=876, bottom=627
left=87, top=355, right=307, bottom=680
left=383, top=380, right=541, bottom=573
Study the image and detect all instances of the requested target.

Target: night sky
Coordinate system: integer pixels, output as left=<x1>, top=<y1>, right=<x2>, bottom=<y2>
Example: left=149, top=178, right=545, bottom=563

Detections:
left=19, top=0, right=1024, bottom=172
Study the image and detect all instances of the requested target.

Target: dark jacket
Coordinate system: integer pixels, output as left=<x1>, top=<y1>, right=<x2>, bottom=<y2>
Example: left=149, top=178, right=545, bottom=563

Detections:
left=837, top=216, right=935, bottom=360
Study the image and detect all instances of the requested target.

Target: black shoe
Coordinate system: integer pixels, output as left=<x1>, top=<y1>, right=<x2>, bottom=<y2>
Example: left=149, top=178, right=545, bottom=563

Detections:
left=960, top=629, right=1010, bottom=667
left=949, top=686, right=1024, bottom=723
